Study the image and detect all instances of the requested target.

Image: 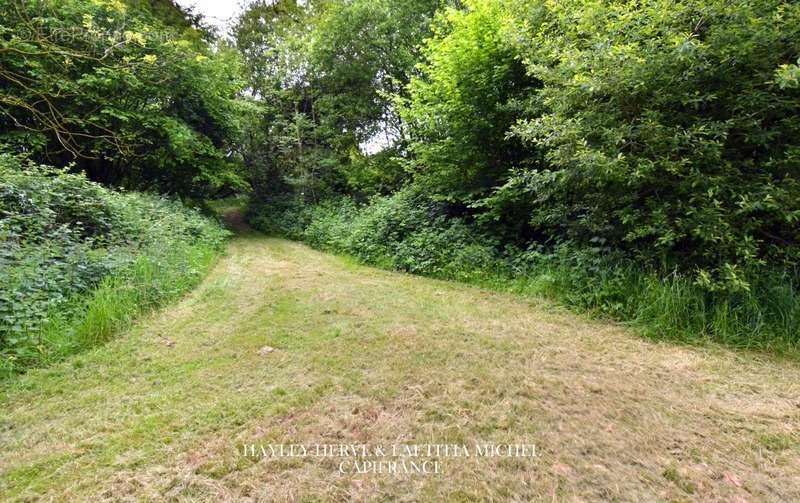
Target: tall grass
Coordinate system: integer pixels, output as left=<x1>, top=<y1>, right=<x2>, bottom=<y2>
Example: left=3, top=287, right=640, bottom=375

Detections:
left=1, top=158, right=229, bottom=378
left=249, top=193, right=800, bottom=357
left=0, top=242, right=224, bottom=379
left=18, top=242, right=220, bottom=375
left=497, top=260, right=800, bottom=354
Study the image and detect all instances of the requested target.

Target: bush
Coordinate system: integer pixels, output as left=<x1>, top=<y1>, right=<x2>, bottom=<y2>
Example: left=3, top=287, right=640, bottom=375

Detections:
left=0, top=155, right=229, bottom=376
left=250, top=191, right=800, bottom=354
left=247, top=195, right=315, bottom=239
left=504, top=0, right=800, bottom=289
left=401, top=0, right=537, bottom=203
left=250, top=188, right=500, bottom=280
left=342, top=189, right=433, bottom=265
left=503, top=244, right=800, bottom=350
left=402, top=0, right=800, bottom=291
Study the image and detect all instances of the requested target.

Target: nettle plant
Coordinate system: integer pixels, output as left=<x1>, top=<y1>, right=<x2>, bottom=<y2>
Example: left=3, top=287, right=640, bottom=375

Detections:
left=0, top=154, right=228, bottom=365
left=0, top=157, right=120, bottom=343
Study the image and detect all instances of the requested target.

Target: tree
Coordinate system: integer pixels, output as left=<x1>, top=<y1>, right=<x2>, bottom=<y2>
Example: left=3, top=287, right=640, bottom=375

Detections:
left=401, top=0, right=538, bottom=206
left=309, top=0, right=442, bottom=148
left=504, top=0, right=800, bottom=287
left=234, top=0, right=447, bottom=203
left=0, top=0, right=246, bottom=197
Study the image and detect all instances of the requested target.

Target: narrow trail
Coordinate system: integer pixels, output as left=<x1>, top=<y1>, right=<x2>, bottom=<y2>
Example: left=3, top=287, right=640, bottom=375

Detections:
left=1, top=213, right=799, bottom=501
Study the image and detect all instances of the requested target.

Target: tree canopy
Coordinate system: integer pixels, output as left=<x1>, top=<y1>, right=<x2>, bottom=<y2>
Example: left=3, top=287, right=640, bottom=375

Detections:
left=237, top=0, right=800, bottom=291
left=0, top=0, right=246, bottom=197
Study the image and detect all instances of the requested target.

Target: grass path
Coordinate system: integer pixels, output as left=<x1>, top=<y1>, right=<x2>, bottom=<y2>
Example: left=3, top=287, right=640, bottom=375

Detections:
left=2, top=214, right=799, bottom=501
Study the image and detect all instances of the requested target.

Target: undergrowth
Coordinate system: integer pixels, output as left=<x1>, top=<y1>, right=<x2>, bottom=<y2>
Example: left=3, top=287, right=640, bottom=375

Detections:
left=249, top=189, right=800, bottom=357
left=0, top=155, right=229, bottom=377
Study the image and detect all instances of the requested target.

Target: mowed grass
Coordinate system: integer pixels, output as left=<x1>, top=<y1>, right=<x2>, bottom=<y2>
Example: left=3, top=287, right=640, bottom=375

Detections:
left=2, top=218, right=800, bottom=501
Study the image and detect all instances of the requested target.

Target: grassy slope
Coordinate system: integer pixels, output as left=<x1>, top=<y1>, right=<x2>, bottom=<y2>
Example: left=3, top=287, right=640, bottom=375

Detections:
left=1, top=213, right=799, bottom=501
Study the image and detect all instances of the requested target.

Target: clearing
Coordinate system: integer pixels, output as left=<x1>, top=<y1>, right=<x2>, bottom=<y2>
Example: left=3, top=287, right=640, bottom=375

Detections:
left=1, top=213, right=799, bottom=501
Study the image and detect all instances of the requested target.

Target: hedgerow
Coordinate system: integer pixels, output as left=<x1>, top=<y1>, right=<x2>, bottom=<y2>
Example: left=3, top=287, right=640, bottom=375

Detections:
left=402, top=0, right=800, bottom=292
left=0, top=154, right=228, bottom=376
left=250, top=191, right=800, bottom=354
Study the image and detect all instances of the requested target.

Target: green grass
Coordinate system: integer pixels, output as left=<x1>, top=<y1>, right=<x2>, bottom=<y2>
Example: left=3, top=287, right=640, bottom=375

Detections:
left=487, top=262, right=800, bottom=358
left=204, top=195, right=251, bottom=215
left=75, top=243, right=219, bottom=346
left=0, top=164, right=230, bottom=377
left=249, top=197, right=800, bottom=358
left=1, top=241, right=223, bottom=379
left=2, top=225, right=799, bottom=501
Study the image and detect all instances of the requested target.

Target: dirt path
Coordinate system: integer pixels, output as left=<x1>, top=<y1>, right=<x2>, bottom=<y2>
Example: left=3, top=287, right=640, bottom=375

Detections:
left=2, top=221, right=799, bottom=501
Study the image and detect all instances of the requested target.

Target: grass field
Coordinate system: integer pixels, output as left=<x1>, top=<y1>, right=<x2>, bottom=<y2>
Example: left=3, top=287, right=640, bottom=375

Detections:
left=1, top=212, right=799, bottom=501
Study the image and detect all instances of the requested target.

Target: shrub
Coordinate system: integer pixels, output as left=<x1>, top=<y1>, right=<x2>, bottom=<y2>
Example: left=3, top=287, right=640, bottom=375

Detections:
left=401, top=0, right=800, bottom=291
left=246, top=0, right=800, bottom=355
left=401, top=0, right=537, bottom=203
left=343, top=189, right=433, bottom=264
left=247, top=195, right=314, bottom=239
left=249, top=188, right=500, bottom=280
left=0, top=154, right=228, bottom=376
left=250, top=192, right=800, bottom=354
left=505, top=244, right=800, bottom=350
left=503, top=0, right=800, bottom=289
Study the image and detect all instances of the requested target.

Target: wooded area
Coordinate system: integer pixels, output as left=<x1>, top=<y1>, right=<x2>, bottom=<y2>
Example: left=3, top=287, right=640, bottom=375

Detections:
left=2, top=1, right=800, bottom=500
left=3, top=0, right=800, bottom=372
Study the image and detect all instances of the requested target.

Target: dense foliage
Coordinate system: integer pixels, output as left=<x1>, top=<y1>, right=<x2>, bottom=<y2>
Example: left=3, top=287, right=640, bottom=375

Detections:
left=0, top=0, right=246, bottom=197
left=401, top=0, right=537, bottom=205
left=246, top=0, right=800, bottom=351
left=0, top=154, right=228, bottom=375
left=3, top=0, right=800, bottom=359
left=502, top=0, right=800, bottom=290
left=233, top=0, right=443, bottom=203
left=251, top=187, right=498, bottom=280
left=398, top=0, right=800, bottom=290
left=251, top=193, right=799, bottom=352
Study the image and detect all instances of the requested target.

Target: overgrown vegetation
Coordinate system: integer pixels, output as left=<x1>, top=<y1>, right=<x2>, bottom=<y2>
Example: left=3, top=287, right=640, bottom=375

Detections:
left=243, top=0, right=800, bottom=353
left=233, top=0, right=443, bottom=203
left=2, top=1, right=800, bottom=497
left=499, top=0, right=800, bottom=290
left=0, top=154, right=228, bottom=376
left=2, top=0, right=800, bottom=368
left=0, top=0, right=239, bottom=376
left=0, top=0, right=247, bottom=197
left=250, top=192, right=800, bottom=353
